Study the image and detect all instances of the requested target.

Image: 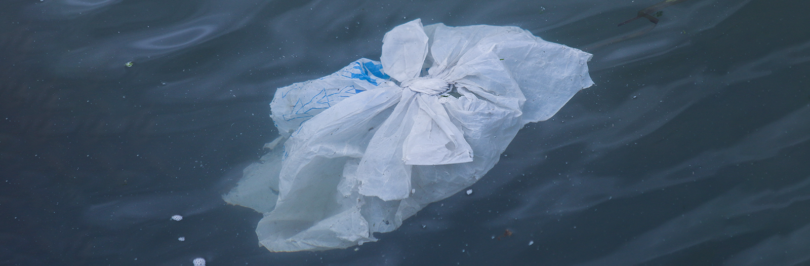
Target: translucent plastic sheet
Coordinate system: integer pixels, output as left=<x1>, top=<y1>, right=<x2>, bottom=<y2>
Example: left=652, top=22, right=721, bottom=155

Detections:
left=224, top=19, right=593, bottom=252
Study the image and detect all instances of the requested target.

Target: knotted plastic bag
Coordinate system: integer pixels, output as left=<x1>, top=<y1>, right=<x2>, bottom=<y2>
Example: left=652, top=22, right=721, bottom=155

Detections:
left=223, top=19, right=594, bottom=252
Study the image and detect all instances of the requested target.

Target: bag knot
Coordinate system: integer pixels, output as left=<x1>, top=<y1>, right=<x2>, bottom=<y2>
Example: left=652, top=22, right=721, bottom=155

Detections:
left=401, top=77, right=450, bottom=95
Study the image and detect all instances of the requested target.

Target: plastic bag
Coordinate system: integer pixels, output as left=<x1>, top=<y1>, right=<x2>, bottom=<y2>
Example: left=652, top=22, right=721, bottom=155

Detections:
left=223, top=19, right=594, bottom=252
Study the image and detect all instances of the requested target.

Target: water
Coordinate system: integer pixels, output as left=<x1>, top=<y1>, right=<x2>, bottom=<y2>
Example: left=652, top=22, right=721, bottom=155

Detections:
left=1, top=0, right=808, bottom=265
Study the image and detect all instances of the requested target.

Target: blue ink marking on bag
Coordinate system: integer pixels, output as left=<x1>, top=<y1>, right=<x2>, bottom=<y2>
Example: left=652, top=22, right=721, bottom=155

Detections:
left=282, top=85, right=365, bottom=122
left=284, top=89, right=328, bottom=121
left=280, top=83, right=304, bottom=99
left=350, top=62, right=377, bottom=85
left=342, top=85, right=365, bottom=96
left=349, top=61, right=389, bottom=85
left=363, top=61, right=390, bottom=79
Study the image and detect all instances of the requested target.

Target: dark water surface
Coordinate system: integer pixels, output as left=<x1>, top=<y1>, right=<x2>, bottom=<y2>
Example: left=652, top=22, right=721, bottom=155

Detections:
left=2, top=0, right=809, bottom=265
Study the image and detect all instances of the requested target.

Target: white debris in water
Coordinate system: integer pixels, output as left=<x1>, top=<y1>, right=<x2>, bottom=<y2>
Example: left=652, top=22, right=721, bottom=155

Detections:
left=466, top=189, right=473, bottom=195
left=178, top=237, right=185, bottom=241
left=171, top=215, right=183, bottom=221
left=528, top=240, right=534, bottom=246
left=411, top=188, right=416, bottom=194
left=193, top=258, right=206, bottom=266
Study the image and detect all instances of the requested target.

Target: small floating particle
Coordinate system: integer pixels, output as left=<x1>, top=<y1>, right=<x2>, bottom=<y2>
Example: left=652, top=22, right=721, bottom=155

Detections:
left=528, top=240, right=534, bottom=246
left=192, top=258, right=205, bottom=266
left=466, top=189, right=473, bottom=195
left=354, top=247, right=359, bottom=251
left=496, top=229, right=513, bottom=240
left=124, top=61, right=133, bottom=68
left=178, top=237, right=185, bottom=241
left=171, top=215, right=183, bottom=221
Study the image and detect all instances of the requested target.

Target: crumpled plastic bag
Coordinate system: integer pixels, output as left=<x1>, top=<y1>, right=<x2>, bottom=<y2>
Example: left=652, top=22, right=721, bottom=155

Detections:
left=223, top=19, right=594, bottom=252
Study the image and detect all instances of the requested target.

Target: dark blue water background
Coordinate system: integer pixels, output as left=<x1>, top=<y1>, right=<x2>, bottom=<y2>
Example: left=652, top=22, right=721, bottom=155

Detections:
left=2, top=0, right=809, bottom=265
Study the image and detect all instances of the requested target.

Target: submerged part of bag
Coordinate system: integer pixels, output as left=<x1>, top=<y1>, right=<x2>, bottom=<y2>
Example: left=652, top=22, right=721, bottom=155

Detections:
left=224, top=19, right=594, bottom=252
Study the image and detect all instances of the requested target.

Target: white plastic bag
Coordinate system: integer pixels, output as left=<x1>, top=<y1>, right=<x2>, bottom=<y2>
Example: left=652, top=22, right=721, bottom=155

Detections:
left=224, top=19, right=594, bottom=252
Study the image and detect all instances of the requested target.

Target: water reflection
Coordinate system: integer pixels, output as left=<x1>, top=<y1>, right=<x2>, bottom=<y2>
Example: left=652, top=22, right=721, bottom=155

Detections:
left=132, top=21, right=218, bottom=50
left=27, top=0, right=268, bottom=80
left=25, top=0, right=122, bottom=20
left=583, top=0, right=754, bottom=69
